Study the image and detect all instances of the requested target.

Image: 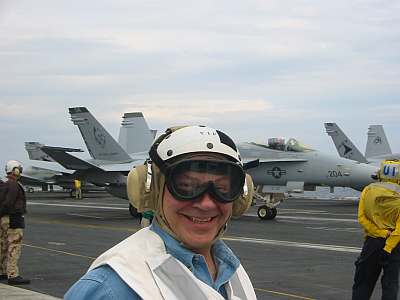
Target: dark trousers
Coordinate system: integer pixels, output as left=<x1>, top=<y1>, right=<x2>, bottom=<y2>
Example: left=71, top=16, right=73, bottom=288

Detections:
left=352, top=237, right=400, bottom=300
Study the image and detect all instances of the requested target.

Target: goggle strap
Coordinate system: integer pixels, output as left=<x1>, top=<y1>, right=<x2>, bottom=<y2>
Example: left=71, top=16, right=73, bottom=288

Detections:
left=243, top=177, right=248, bottom=196
left=145, top=162, right=152, bottom=192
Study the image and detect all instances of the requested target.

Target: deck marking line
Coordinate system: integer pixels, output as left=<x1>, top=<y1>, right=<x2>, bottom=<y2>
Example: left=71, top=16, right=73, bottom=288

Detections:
left=223, top=236, right=361, bottom=253
left=27, top=202, right=127, bottom=210
left=254, top=288, right=316, bottom=300
left=23, top=243, right=95, bottom=260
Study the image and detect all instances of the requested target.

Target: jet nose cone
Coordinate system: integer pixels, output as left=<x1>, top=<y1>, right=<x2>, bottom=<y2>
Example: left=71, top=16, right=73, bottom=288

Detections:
left=351, top=164, right=379, bottom=191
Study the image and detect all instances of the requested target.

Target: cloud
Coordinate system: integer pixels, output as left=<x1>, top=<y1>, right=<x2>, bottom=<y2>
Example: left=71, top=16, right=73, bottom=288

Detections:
left=121, top=99, right=271, bottom=123
left=0, top=0, right=400, bottom=170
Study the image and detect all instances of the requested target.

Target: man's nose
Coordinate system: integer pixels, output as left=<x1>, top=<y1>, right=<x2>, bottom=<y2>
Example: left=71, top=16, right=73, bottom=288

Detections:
left=193, top=192, right=218, bottom=209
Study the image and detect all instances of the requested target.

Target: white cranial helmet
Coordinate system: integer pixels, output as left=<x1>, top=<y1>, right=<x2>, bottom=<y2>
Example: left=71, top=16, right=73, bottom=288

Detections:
left=5, top=160, right=23, bottom=174
left=149, top=125, right=242, bottom=172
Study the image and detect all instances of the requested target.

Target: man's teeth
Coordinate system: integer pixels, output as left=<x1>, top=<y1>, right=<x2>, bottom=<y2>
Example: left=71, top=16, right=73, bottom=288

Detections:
left=190, top=217, right=212, bottom=223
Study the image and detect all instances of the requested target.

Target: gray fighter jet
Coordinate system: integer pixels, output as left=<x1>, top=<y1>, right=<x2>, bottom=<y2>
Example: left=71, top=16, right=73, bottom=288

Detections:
left=21, top=165, right=73, bottom=192
left=20, top=164, right=103, bottom=196
left=25, top=108, right=155, bottom=215
left=324, top=123, right=400, bottom=165
left=239, top=137, right=378, bottom=220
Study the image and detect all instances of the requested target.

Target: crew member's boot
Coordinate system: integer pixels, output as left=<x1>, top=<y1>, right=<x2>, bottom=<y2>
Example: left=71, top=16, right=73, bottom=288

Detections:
left=8, top=276, right=30, bottom=285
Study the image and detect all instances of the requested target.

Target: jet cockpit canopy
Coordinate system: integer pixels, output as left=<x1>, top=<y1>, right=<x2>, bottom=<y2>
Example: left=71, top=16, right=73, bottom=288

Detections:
left=285, top=138, right=315, bottom=152
left=267, top=137, right=315, bottom=152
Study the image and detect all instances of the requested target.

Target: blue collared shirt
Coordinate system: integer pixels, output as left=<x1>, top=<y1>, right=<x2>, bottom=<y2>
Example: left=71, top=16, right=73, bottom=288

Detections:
left=64, top=222, right=240, bottom=299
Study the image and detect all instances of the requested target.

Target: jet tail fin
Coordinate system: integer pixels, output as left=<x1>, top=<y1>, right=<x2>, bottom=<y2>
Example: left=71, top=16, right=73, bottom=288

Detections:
left=365, top=125, right=392, bottom=158
left=117, top=112, right=155, bottom=154
left=25, top=142, right=55, bottom=162
left=69, top=107, right=132, bottom=162
left=324, top=123, right=369, bottom=163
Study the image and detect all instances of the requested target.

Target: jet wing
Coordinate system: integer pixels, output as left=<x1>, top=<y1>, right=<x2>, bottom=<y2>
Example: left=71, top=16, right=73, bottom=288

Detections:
left=243, top=158, right=308, bottom=163
left=29, top=165, right=73, bottom=176
left=243, top=158, right=308, bottom=170
left=25, top=142, right=84, bottom=162
left=41, top=146, right=103, bottom=171
left=20, top=175, right=51, bottom=186
left=258, top=158, right=308, bottom=163
left=97, top=160, right=145, bottom=172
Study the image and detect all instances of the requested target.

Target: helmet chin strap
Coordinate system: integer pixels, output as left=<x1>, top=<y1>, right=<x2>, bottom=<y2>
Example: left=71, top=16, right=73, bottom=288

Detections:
left=214, top=215, right=230, bottom=241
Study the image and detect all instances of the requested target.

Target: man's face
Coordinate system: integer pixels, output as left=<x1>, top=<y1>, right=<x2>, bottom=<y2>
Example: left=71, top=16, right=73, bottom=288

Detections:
left=162, top=170, right=233, bottom=252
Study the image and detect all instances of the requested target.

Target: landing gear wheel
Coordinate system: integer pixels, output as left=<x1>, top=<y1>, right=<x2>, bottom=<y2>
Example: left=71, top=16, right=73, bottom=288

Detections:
left=129, top=204, right=139, bottom=217
left=257, top=205, right=277, bottom=220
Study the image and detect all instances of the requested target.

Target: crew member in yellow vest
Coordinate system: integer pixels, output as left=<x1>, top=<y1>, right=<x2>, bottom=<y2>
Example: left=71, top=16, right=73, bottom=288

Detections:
left=74, top=179, right=82, bottom=200
left=352, top=160, right=400, bottom=300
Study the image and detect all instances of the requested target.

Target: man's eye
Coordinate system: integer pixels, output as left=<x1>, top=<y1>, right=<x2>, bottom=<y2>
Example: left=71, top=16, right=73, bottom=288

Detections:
left=176, top=182, right=192, bottom=190
left=176, top=179, right=200, bottom=190
left=216, top=185, right=229, bottom=193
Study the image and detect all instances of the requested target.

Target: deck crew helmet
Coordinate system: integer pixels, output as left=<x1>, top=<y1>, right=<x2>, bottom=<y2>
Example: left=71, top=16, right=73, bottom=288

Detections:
left=127, top=125, right=254, bottom=237
left=378, top=160, right=400, bottom=184
left=5, top=160, right=23, bottom=176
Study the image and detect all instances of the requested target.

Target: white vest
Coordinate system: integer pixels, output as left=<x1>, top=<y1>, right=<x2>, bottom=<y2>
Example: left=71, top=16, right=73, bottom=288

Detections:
left=89, top=227, right=257, bottom=300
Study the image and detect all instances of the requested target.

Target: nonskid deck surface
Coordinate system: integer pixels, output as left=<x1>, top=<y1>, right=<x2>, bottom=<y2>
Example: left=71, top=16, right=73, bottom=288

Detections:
left=2, top=190, right=378, bottom=300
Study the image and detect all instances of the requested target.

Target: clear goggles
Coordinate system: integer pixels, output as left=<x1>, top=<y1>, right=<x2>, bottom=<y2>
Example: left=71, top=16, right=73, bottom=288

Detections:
left=165, top=159, right=245, bottom=203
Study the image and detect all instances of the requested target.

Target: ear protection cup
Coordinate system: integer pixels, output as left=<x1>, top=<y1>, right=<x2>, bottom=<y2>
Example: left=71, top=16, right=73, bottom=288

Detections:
left=127, top=165, right=147, bottom=212
left=232, top=173, right=254, bottom=217
left=127, top=162, right=166, bottom=213
left=13, top=168, right=21, bottom=177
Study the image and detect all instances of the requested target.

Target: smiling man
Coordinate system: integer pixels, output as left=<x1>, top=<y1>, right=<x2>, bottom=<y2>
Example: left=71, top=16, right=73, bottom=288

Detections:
left=64, top=125, right=257, bottom=300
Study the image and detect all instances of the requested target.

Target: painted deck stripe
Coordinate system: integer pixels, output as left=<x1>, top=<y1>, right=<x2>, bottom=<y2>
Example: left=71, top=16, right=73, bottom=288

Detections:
left=223, top=236, right=361, bottom=253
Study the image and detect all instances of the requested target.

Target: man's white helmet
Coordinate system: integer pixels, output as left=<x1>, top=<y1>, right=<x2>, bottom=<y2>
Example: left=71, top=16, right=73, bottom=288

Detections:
left=5, top=160, right=23, bottom=174
left=149, top=125, right=242, bottom=172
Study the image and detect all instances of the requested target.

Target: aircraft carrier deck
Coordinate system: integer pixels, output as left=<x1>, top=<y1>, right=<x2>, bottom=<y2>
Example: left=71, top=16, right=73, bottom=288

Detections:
left=1, top=190, right=380, bottom=300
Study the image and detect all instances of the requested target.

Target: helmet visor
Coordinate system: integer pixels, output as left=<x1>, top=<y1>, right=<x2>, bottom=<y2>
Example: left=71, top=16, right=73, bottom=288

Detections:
left=165, top=159, right=245, bottom=203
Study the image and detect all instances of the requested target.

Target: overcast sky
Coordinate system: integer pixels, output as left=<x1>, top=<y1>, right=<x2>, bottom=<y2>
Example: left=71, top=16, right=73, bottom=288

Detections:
left=1, top=0, right=399, bottom=172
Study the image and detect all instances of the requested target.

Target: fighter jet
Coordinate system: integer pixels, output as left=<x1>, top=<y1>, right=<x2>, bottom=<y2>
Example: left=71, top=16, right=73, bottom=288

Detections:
left=20, top=164, right=103, bottom=196
left=324, top=123, right=400, bottom=165
left=25, top=142, right=128, bottom=196
left=21, top=165, right=73, bottom=191
left=24, top=142, right=88, bottom=195
left=239, top=137, right=378, bottom=220
left=25, top=108, right=155, bottom=215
